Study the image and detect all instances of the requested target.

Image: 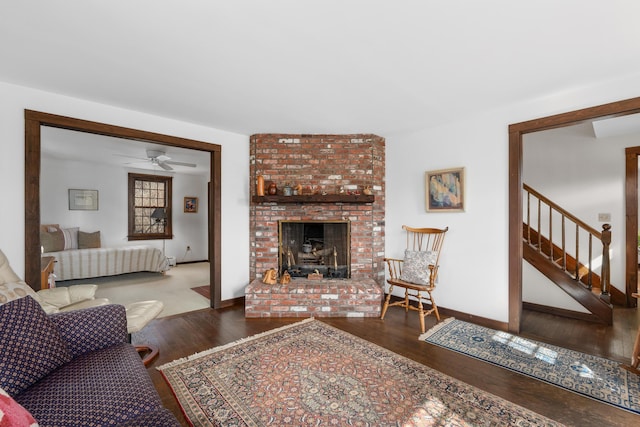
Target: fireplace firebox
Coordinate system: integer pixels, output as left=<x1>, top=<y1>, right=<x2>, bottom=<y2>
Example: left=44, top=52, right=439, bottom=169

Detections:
left=278, top=220, right=350, bottom=278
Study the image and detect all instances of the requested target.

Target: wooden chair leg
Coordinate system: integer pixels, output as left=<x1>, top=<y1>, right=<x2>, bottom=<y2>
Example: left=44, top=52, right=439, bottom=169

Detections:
left=429, top=290, right=441, bottom=322
left=380, top=288, right=393, bottom=320
left=417, top=297, right=426, bottom=334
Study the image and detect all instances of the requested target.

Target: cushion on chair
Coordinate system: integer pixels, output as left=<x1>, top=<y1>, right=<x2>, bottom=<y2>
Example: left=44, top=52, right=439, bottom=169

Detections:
left=399, top=250, right=438, bottom=286
left=0, top=281, right=41, bottom=305
left=0, top=250, right=23, bottom=286
left=37, top=284, right=98, bottom=308
left=0, top=296, right=72, bottom=396
left=124, top=300, right=164, bottom=333
left=0, top=386, right=39, bottom=427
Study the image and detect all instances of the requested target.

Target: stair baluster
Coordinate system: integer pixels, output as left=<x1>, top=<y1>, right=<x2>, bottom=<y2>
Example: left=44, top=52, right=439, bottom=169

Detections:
left=522, top=184, right=617, bottom=324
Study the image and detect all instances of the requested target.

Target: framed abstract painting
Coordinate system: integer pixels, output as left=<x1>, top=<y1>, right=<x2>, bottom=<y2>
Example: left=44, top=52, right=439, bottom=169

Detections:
left=425, top=167, right=465, bottom=212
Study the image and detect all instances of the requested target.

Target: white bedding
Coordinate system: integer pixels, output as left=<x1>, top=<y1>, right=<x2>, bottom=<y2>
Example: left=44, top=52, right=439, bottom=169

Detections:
left=43, top=245, right=169, bottom=281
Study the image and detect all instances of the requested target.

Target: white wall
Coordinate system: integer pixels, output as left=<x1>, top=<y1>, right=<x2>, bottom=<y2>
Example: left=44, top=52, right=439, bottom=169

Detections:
left=384, top=71, right=640, bottom=323
left=521, top=123, right=636, bottom=311
left=41, top=157, right=210, bottom=262
left=3, top=71, right=640, bottom=316
left=0, top=81, right=249, bottom=301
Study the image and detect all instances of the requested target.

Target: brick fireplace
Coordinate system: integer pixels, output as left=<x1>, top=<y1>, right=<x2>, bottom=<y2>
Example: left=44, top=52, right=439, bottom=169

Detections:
left=247, top=133, right=385, bottom=317
left=249, top=133, right=385, bottom=284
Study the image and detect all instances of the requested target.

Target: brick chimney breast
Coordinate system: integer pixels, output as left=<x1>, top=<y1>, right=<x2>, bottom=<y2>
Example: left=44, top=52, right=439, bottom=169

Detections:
left=249, top=134, right=385, bottom=285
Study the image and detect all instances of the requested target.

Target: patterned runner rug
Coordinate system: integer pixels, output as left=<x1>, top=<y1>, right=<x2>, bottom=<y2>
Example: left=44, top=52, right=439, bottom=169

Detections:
left=421, top=318, right=640, bottom=415
left=158, top=319, right=563, bottom=426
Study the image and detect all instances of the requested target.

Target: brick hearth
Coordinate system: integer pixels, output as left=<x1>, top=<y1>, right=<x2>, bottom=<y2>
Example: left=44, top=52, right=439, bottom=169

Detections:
left=245, top=278, right=383, bottom=318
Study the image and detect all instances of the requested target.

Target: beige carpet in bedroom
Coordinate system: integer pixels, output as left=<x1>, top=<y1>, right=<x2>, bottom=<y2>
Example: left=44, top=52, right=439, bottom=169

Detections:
left=58, top=262, right=210, bottom=318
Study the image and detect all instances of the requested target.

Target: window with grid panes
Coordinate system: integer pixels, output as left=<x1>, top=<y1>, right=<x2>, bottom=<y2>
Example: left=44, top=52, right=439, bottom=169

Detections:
left=128, top=173, right=172, bottom=240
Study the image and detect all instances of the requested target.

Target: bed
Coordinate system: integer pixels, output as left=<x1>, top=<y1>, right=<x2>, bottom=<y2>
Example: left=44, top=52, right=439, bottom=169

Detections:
left=43, top=245, right=169, bottom=281
left=40, top=224, right=169, bottom=281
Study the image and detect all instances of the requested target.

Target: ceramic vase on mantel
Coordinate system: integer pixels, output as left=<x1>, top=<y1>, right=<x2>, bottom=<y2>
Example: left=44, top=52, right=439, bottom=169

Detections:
left=256, top=175, right=265, bottom=196
left=268, top=182, right=277, bottom=195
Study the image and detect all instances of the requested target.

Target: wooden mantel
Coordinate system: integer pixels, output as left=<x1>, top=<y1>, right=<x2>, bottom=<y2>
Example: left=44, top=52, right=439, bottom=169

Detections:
left=251, top=194, right=374, bottom=204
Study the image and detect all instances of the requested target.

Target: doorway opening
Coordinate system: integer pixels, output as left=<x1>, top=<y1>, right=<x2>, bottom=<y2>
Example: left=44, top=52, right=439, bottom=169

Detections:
left=24, top=110, right=223, bottom=308
left=509, top=97, right=640, bottom=333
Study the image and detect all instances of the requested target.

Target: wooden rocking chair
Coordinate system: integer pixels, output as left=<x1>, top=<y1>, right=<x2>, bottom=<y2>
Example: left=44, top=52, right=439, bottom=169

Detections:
left=380, top=225, right=448, bottom=333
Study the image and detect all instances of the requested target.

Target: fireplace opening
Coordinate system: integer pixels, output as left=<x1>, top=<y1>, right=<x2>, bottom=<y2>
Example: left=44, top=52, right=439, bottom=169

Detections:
left=278, top=220, right=350, bottom=278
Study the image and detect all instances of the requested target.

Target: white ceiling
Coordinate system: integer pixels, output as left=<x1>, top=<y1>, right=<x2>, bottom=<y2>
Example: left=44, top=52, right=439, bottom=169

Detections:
left=41, top=126, right=210, bottom=176
left=2, top=1, right=640, bottom=137
left=593, top=113, right=640, bottom=139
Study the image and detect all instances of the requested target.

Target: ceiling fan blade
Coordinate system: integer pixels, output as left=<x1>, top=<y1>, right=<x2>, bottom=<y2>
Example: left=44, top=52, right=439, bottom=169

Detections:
left=165, top=160, right=197, bottom=168
left=113, top=154, right=149, bottom=161
left=158, top=161, right=174, bottom=171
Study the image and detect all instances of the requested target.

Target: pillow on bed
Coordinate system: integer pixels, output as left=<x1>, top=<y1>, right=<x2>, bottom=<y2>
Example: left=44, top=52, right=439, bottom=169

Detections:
left=40, top=230, right=65, bottom=253
left=78, top=231, right=101, bottom=249
left=61, top=227, right=79, bottom=250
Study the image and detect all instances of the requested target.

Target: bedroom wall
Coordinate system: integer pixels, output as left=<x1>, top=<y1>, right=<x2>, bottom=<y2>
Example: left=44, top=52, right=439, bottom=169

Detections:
left=521, top=122, right=639, bottom=311
left=0, top=80, right=249, bottom=301
left=41, top=157, right=210, bottom=263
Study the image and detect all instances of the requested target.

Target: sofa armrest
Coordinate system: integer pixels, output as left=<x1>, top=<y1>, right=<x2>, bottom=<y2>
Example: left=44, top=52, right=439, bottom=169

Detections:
left=49, top=304, right=128, bottom=357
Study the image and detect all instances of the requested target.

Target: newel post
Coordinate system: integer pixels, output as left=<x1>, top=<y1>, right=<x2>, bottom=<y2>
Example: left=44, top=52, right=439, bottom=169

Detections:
left=600, top=223, right=611, bottom=299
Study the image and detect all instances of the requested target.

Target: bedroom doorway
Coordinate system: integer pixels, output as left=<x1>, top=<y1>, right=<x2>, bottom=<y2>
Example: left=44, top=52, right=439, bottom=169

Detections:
left=24, top=110, right=223, bottom=309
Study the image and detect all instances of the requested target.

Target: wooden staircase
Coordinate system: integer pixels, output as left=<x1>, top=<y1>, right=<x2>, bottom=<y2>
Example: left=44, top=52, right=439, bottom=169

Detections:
left=523, top=184, right=625, bottom=325
left=523, top=228, right=623, bottom=324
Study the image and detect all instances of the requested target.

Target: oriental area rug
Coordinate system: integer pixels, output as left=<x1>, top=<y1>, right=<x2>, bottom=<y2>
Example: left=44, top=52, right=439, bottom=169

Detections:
left=158, top=319, right=563, bottom=426
left=421, top=318, right=640, bottom=415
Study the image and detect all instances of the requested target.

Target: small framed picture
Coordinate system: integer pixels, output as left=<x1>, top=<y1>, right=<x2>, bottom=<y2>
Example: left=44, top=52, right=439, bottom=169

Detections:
left=69, top=189, right=99, bottom=210
left=425, top=167, right=465, bottom=212
left=184, top=196, right=198, bottom=213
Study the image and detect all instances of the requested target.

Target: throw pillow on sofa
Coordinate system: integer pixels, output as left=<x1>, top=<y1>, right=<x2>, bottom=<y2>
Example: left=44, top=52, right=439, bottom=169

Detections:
left=0, top=386, right=39, bottom=427
left=0, top=296, right=72, bottom=396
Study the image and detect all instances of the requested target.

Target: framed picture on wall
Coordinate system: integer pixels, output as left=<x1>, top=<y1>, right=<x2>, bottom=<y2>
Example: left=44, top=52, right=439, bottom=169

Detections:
left=425, top=167, right=465, bottom=212
left=184, top=196, right=198, bottom=213
left=69, top=189, right=99, bottom=210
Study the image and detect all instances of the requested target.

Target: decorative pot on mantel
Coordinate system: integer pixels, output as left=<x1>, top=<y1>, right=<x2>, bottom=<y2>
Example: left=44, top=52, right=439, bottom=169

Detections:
left=256, top=175, right=265, bottom=196
left=268, top=182, right=277, bottom=195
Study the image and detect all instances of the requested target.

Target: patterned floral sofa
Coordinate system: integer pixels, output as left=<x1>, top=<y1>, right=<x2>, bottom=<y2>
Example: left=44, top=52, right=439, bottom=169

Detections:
left=0, top=296, right=180, bottom=426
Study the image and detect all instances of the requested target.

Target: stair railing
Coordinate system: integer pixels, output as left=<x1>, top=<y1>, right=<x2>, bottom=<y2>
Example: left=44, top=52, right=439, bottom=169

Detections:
left=523, top=184, right=611, bottom=297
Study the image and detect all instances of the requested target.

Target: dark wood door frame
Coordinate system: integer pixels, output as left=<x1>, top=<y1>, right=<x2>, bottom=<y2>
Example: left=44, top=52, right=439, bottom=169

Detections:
left=625, top=146, right=640, bottom=307
left=24, top=110, right=223, bottom=309
left=508, top=97, right=640, bottom=333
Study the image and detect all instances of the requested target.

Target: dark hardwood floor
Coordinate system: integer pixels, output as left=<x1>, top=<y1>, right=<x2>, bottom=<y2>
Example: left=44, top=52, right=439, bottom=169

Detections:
left=133, top=304, right=640, bottom=427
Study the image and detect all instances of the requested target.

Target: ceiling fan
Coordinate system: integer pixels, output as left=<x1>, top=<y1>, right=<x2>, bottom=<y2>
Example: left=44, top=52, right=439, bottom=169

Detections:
left=120, top=149, right=197, bottom=171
